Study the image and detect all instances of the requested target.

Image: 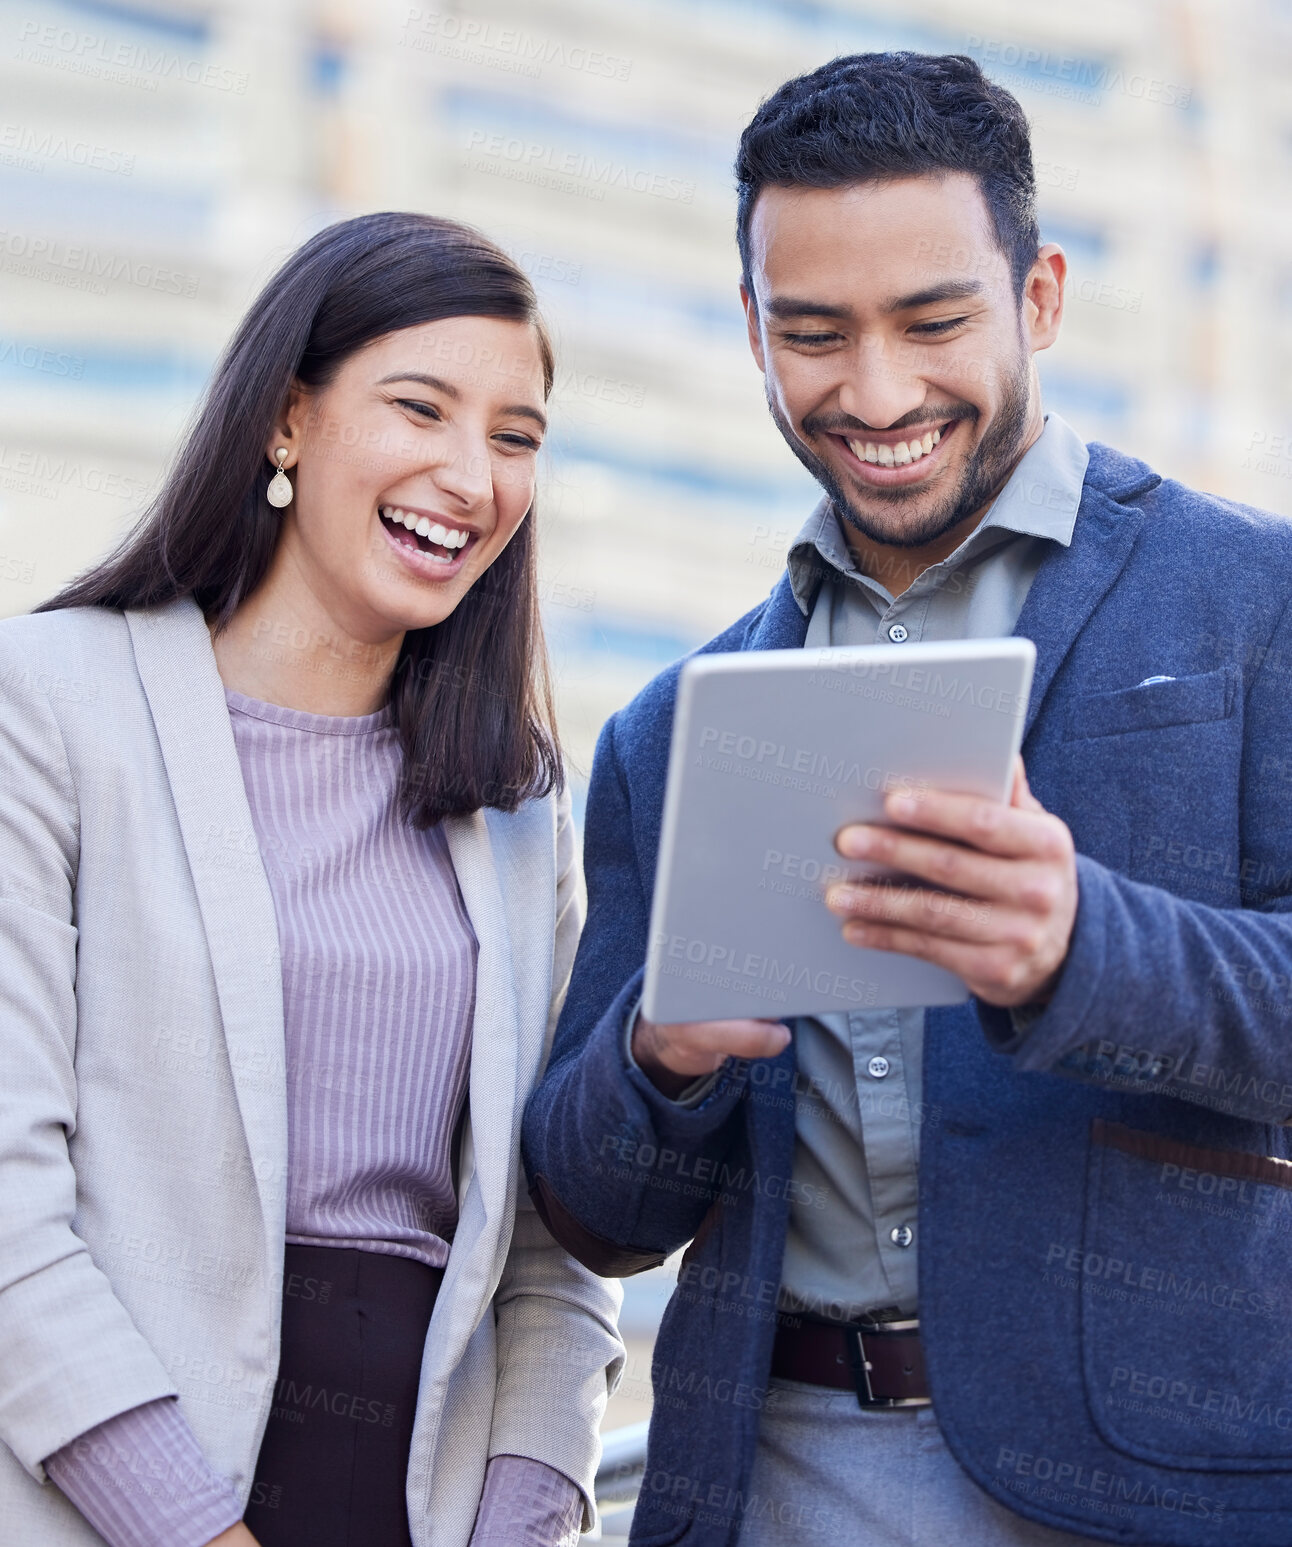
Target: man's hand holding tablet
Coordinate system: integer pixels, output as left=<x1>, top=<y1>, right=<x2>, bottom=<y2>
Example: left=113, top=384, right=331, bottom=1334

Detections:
left=630, top=1011, right=792, bottom=1097
left=826, top=755, right=1078, bottom=1008
left=633, top=750, right=1079, bottom=1094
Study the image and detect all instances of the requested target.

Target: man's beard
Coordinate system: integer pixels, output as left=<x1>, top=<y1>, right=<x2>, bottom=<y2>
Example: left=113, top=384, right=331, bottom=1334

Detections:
left=767, top=353, right=1033, bottom=550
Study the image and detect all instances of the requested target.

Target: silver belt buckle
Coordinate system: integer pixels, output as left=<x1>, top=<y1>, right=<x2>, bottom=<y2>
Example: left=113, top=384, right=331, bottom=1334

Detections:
left=848, top=1314, right=932, bottom=1409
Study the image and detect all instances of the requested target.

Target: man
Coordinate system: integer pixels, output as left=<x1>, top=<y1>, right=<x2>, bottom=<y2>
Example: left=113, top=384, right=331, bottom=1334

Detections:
left=524, top=51, right=1292, bottom=1547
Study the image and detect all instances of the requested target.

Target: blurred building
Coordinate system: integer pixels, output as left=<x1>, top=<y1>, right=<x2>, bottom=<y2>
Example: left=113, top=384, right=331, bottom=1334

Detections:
left=2, top=0, right=1289, bottom=1439
left=3, top=0, right=1290, bottom=790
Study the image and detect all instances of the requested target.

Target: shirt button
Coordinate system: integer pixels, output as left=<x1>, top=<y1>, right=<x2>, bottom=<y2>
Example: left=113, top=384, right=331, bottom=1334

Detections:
left=886, top=622, right=909, bottom=643
left=890, top=1225, right=914, bottom=1248
left=867, top=1056, right=891, bottom=1079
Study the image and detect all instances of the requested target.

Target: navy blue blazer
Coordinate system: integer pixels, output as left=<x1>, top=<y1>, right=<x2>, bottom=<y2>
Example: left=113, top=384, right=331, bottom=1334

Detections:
left=523, top=442, right=1292, bottom=1546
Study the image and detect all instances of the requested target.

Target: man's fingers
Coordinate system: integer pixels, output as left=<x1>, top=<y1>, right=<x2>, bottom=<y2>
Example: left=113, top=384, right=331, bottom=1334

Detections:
left=828, top=831, right=1056, bottom=907
left=826, top=878, right=1010, bottom=939
left=677, top=1018, right=792, bottom=1061
left=838, top=921, right=1035, bottom=1004
left=837, top=791, right=1070, bottom=863
left=638, top=1014, right=791, bottom=1080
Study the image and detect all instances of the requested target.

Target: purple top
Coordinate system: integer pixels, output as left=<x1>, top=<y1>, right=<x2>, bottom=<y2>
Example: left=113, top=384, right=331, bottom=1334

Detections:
left=227, top=687, right=477, bottom=1268
left=45, top=688, right=582, bottom=1545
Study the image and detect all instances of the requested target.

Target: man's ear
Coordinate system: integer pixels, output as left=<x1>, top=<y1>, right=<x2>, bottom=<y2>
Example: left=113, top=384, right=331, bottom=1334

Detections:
left=741, top=282, right=767, bottom=374
left=1023, top=243, right=1066, bottom=354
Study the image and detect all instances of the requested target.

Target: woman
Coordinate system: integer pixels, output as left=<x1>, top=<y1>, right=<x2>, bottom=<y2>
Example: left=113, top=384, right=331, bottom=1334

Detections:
left=0, top=212, right=623, bottom=1547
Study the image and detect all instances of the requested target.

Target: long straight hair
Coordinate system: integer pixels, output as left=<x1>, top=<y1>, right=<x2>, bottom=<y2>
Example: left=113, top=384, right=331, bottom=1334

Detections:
left=37, top=212, right=562, bottom=829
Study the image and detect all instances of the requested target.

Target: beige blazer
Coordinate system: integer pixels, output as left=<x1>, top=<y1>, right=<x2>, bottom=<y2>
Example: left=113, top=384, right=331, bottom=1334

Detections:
left=0, top=595, right=623, bottom=1545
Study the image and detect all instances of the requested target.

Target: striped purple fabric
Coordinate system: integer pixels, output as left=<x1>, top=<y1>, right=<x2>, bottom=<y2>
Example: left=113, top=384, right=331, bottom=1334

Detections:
left=46, top=688, right=580, bottom=1543
left=43, top=1397, right=242, bottom=1547
left=225, top=687, right=477, bottom=1269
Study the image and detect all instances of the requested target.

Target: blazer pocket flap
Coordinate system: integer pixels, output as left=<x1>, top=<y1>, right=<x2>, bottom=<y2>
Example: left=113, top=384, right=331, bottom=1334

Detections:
left=1080, top=1119, right=1292, bottom=1472
left=1064, top=667, right=1236, bottom=741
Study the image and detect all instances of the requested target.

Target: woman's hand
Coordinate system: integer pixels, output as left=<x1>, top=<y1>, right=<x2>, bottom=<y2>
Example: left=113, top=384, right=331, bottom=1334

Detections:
left=205, top=1525, right=261, bottom=1547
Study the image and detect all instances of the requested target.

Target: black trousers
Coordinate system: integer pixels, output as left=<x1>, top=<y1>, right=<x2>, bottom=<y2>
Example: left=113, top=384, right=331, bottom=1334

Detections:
left=245, top=1244, right=444, bottom=1547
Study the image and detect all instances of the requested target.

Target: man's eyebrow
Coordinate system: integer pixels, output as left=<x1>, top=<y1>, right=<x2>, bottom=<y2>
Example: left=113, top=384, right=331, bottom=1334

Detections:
left=883, top=279, right=985, bottom=313
left=762, top=278, right=985, bottom=322
left=377, top=371, right=546, bottom=431
left=763, top=296, right=853, bottom=321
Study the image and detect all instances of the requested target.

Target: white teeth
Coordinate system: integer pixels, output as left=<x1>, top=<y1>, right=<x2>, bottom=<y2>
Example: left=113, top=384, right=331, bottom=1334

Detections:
left=846, top=433, right=943, bottom=469
left=843, top=430, right=945, bottom=471
left=379, top=505, right=474, bottom=552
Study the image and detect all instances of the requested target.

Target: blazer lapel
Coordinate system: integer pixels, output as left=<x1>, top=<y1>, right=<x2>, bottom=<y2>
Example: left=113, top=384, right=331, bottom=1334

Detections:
left=1014, top=482, right=1146, bottom=740
left=442, top=808, right=522, bottom=1240
left=748, top=572, right=812, bottom=651
left=125, top=596, right=287, bottom=1263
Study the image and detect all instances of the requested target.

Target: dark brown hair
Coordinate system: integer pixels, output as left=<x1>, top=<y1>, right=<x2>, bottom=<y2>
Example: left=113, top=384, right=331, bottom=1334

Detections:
left=736, top=53, right=1039, bottom=298
left=37, top=211, right=562, bottom=828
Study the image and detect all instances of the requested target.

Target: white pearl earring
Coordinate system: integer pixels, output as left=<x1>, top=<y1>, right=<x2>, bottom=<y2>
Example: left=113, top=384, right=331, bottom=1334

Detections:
left=266, top=447, right=294, bottom=508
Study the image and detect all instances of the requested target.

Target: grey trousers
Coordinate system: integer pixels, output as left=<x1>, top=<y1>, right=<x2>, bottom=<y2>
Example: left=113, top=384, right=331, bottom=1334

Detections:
left=735, top=1377, right=1095, bottom=1547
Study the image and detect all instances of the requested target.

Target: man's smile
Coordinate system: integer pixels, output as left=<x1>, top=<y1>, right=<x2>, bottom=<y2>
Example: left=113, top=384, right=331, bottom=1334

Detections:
left=825, top=417, right=962, bottom=488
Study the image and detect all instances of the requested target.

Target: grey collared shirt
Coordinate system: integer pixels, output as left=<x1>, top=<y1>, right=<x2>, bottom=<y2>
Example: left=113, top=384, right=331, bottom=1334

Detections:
left=777, top=412, right=1087, bottom=1322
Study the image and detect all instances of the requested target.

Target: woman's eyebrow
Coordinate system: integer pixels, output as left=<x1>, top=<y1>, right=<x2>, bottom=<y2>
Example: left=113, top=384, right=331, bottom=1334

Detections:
left=377, top=371, right=460, bottom=396
left=377, top=372, right=545, bottom=430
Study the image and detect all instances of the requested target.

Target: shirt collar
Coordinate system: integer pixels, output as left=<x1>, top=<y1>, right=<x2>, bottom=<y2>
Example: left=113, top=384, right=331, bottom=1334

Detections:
left=786, top=411, right=1089, bottom=615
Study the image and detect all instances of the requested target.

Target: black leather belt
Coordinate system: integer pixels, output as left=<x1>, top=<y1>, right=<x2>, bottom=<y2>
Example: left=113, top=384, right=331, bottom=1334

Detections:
left=770, top=1313, right=931, bottom=1408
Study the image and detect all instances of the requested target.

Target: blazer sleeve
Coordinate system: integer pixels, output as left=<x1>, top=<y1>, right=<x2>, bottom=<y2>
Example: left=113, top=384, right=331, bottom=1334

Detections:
left=483, top=783, right=625, bottom=1533
left=978, top=590, right=1292, bottom=1124
left=0, top=633, right=179, bottom=1478
left=522, top=713, right=749, bottom=1273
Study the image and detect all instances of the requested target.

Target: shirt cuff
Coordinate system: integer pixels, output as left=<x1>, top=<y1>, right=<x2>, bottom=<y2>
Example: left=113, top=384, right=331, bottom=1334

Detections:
left=622, top=993, right=724, bottom=1108
left=469, top=1454, right=583, bottom=1545
left=43, top=1397, right=242, bottom=1547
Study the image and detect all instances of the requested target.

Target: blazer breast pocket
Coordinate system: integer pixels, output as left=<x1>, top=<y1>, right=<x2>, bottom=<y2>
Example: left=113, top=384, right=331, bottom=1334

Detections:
left=1063, top=666, right=1238, bottom=741
left=1080, top=1119, right=1292, bottom=1472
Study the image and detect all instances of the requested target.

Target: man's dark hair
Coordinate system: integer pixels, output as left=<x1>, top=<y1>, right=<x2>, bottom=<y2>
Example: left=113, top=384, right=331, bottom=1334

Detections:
left=736, top=52, right=1039, bottom=299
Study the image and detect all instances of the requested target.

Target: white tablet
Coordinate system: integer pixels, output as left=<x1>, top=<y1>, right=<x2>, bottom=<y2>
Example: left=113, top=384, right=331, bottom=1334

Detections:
left=641, top=637, right=1036, bottom=1024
